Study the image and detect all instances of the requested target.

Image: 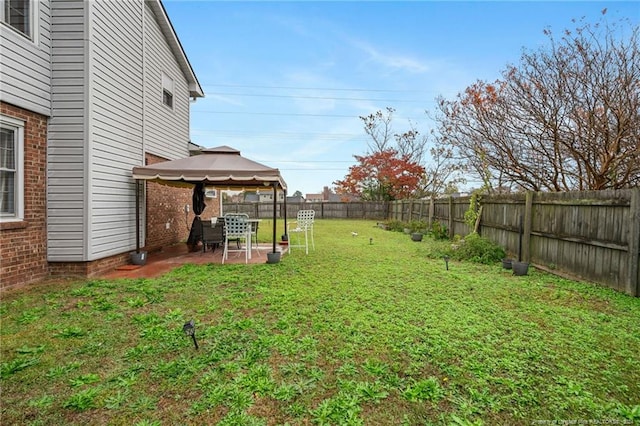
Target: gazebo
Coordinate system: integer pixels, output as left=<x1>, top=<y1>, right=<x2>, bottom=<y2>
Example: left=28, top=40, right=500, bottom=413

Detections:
left=132, top=145, right=287, bottom=260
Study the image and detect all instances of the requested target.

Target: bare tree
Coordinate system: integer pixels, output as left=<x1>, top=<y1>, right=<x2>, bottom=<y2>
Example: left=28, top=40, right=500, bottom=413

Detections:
left=436, top=13, right=640, bottom=192
left=420, top=133, right=466, bottom=197
left=359, top=107, right=396, bottom=154
left=394, top=125, right=427, bottom=164
left=359, top=108, right=463, bottom=197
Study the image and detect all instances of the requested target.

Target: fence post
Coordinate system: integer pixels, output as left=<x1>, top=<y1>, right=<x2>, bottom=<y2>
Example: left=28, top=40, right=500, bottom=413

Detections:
left=448, top=196, right=454, bottom=239
left=628, top=188, right=640, bottom=297
left=409, top=200, right=414, bottom=222
left=428, top=198, right=434, bottom=226
left=523, top=191, right=533, bottom=263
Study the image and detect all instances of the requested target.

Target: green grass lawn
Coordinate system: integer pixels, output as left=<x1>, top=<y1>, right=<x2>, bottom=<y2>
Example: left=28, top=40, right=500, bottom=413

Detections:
left=1, top=219, right=639, bottom=425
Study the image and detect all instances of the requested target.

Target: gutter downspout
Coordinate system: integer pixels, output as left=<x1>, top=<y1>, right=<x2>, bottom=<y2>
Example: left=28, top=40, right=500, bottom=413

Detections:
left=138, top=0, right=146, bottom=251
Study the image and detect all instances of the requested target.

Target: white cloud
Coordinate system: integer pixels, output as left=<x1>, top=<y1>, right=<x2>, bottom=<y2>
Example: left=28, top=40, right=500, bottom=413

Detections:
left=349, top=38, right=430, bottom=74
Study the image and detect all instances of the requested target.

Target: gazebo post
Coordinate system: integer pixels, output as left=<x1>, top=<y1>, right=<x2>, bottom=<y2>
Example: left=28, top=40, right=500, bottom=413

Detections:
left=129, top=178, right=148, bottom=265
left=135, top=179, right=141, bottom=253
left=283, top=188, right=288, bottom=242
left=272, top=182, right=278, bottom=254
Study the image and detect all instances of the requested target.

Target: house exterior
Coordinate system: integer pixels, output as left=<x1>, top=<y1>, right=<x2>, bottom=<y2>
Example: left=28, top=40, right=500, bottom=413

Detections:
left=0, top=0, right=204, bottom=289
left=258, top=189, right=285, bottom=203
left=305, top=193, right=324, bottom=202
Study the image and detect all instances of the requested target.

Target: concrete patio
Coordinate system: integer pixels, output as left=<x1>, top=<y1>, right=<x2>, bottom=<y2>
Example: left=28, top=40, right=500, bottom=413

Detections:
left=101, top=242, right=288, bottom=280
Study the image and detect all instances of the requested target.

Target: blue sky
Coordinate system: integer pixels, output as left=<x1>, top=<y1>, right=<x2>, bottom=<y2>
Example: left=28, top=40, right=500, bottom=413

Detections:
left=163, top=1, right=639, bottom=196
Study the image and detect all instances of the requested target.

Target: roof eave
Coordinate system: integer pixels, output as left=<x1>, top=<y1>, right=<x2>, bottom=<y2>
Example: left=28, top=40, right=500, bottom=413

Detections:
left=148, top=0, right=205, bottom=99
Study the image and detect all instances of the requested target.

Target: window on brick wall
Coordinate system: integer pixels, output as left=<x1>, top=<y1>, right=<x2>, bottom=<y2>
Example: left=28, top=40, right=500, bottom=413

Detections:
left=0, top=115, right=24, bottom=221
left=1, top=0, right=34, bottom=40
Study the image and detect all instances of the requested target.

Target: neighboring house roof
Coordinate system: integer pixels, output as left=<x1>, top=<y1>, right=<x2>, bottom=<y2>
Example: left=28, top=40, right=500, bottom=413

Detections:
left=149, top=0, right=204, bottom=98
left=287, top=195, right=305, bottom=203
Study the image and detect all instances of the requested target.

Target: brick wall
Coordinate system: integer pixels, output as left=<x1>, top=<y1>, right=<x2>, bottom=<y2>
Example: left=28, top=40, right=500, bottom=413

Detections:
left=0, top=102, right=48, bottom=290
left=48, top=152, right=216, bottom=278
left=144, top=153, right=220, bottom=252
left=48, top=252, right=130, bottom=279
left=0, top=137, right=220, bottom=289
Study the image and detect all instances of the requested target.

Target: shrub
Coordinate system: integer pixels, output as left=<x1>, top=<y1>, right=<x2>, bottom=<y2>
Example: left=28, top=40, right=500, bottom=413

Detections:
left=447, top=233, right=505, bottom=264
left=407, top=220, right=428, bottom=233
left=385, top=220, right=406, bottom=232
left=427, top=221, right=449, bottom=240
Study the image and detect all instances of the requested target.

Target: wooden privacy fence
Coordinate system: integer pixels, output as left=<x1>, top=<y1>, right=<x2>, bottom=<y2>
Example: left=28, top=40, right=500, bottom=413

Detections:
left=222, top=201, right=389, bottom=220
left=390, top=189, right=640, bottom=297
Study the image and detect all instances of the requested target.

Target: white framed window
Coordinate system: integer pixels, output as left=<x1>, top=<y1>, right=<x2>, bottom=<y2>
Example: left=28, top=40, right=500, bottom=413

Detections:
left=205, top=189, right=217, bottom=199
left=0, top=115, right=25, bottom=221
left=1, top=0, right=35, bottom=40
left=162, top=72, right=174, bottom=109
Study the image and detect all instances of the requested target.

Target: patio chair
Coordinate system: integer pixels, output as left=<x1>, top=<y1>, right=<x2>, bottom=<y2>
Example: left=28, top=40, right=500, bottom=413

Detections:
left=222, top=213, right=250, bottom=264
left=287, top=209, right=315, bottom=255
left=249, top=219, right=262, bottom=256
left=201, top=217, right=225, bottom=253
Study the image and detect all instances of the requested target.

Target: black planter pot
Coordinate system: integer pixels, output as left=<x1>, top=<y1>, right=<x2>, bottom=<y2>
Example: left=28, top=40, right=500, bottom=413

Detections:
left=266, top=252, right=281, bottom=264
left=502, top=258, right=513, bottom=270
left=130, top=251, right=147, bottom=266
left=512, top=261, right=529, bottom=276
left=411, top=233, right=423, bottom=242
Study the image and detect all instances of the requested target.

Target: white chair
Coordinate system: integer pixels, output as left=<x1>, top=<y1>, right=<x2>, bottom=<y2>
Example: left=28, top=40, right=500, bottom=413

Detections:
left=287, top=210, right=315, bottom=254
left=222, top=213, right=249, bottom=264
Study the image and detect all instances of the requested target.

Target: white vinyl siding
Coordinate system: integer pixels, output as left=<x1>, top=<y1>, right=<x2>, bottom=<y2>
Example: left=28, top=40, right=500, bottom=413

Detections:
left=0, top=0, right=51, bottom=116
left=88, top=0, right=143, bottom=259
left=47, top=0, right=86, bottom=260
left=143, top=2, right=189, bottom=161
left=46, top=0, right=197, bottom=262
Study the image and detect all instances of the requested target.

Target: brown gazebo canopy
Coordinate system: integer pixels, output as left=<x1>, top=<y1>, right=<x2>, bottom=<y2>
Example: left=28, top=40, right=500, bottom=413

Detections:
left=132, top=145, right=287, bottom=189
left=132, top=145, right=287, bottom=257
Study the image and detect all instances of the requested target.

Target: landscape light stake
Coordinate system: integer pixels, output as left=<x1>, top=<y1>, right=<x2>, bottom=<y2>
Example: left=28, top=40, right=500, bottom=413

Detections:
left=369, top=238, right=373, bottom=245
left=443, top=256, right=450, bottom=271
left=183, top=320, right=199, bottom=350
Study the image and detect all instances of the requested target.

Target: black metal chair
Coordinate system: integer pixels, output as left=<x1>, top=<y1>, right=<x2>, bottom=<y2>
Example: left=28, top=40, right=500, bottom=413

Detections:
left=202, top=218, right=225, bottom=253
left=249, top=219, right=262, bottom=255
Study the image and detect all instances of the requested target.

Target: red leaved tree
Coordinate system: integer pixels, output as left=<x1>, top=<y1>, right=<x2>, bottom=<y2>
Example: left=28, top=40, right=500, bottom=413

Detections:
left=333, top=149, right=425, bottom=201
left=358, top=108, right=463, bottom=197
